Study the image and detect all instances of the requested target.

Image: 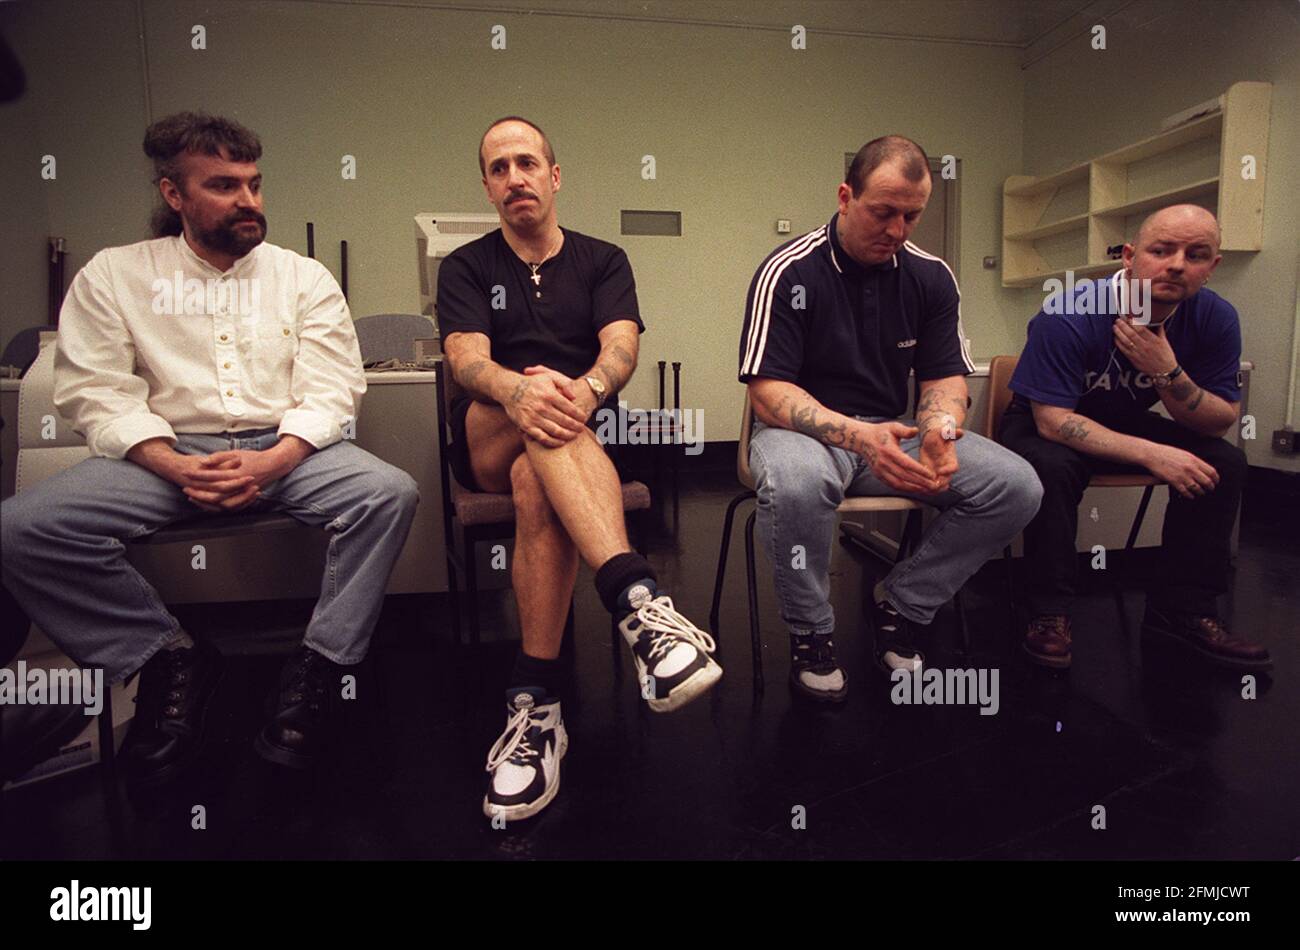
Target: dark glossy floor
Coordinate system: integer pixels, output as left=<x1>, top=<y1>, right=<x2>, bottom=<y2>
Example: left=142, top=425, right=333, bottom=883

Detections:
left=3, top=469, right=1296, bottom=860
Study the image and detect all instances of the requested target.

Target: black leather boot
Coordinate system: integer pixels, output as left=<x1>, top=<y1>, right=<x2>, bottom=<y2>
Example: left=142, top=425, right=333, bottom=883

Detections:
left=119, top=638, right=223, bottom=787
left=254, top=646, right=345, bottom=769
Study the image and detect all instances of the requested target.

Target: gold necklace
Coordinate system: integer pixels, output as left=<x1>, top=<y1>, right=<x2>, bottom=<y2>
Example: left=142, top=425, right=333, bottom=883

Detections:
left=527, top=232, right=562, bottom=287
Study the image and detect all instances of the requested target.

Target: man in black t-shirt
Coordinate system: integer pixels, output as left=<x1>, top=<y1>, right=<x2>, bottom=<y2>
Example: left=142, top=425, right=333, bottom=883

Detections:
left=437, top=117, right=721, bottom=823
left=738, top=136, right=1043, bottom=703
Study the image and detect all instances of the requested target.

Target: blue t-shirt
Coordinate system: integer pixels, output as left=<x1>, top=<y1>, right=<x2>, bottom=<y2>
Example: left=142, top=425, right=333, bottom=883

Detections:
left=1009, top=270, right=1242, bottom=419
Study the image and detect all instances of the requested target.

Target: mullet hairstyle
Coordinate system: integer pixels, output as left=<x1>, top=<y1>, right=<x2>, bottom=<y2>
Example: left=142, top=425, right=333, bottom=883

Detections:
left=143, top=111, right=262, bottom=237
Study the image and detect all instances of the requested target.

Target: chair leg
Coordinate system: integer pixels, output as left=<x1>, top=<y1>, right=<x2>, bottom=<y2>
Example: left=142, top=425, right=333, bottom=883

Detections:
left=710, top=491, right=755, bottom=631
left=464, top=533, right=481, bottom=647
left=1114, top=485, right=1154, bottom=636
left=744, top=508, right=764, bottom=694
left=1003, top=544, right=1018, bottom=647
left=1125, top=485, right=1154, bottom=551
left=445, top=557, right=463, bottom=646
left=954, top=589, right=971, bottom=658
left=97, top=684, right=116, bottom=779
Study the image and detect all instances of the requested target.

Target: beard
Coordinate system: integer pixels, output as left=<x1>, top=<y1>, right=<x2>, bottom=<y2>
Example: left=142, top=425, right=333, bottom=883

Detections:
left=194, top=211, right=268, bottom=258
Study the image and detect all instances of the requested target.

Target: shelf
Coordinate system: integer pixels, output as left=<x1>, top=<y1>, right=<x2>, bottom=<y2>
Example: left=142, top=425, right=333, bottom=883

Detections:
left=1005, top=212, right=1090, bottom=242
left=1001, top=82, right=1270, bottom=287
left=1095, top=112, right=1223, bottom=166
left=1004, top=163, right=1089, bottom=198
left=1093, top=177, right=1219, bottom=219
left=1003, top=260, right=1119, bottom=290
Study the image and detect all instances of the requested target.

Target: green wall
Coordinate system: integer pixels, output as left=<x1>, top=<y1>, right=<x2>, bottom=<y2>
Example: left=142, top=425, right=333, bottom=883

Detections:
left=0, top=0, right=1027, bottom=439
left=1021, top=0, right=1300, bottom=472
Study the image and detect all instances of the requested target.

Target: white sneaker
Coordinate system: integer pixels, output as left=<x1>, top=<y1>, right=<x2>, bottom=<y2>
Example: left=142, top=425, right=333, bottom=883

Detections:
left=483, top=689, right=567, bottom=822
left=618, top=593, right=723, bottom=712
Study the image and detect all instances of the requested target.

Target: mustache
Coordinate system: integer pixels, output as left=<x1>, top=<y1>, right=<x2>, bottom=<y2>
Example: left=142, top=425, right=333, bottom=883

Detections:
left=228, top=212, right=267, bottom=227
left=506, top=191, right=537, bottom=204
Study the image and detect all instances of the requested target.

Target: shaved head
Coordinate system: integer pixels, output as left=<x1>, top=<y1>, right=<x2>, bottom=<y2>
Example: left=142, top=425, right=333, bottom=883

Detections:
left=1135, top=204, right=1221, bottom=250
left=1123, top=203, right=1223, bottom=317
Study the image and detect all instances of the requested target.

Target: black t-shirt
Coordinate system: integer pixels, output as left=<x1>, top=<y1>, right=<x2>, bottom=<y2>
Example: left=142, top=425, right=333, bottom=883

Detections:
left=435, top=227, right=643, bottom=404
left=738, top=213, right=974, bottom=418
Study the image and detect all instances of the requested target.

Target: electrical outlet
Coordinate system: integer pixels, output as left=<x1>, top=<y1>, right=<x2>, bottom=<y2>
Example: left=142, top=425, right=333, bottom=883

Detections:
left=776, top=219, right=791, bottom=234
left=1272, top=429, right=1298, bottom=454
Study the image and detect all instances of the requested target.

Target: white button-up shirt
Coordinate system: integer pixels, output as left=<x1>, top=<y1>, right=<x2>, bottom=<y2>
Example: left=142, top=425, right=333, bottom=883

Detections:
left=53, top=236, right=366, bottom=459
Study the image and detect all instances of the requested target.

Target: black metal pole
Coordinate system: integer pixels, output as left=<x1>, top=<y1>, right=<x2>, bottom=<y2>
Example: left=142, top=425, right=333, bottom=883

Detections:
left=306, top=222, right=315, bottom=259
left=671, top=361, right=681, bottom=443
left=48, top=237, right=59, bottom=325
left=340, top=240, right=349, bottom=300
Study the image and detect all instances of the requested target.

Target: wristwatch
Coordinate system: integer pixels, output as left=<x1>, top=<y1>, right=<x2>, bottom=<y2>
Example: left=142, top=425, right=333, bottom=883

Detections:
left=584, top=375, right=607, bottom=401
left=1151, top=365, right=1184, bottom=389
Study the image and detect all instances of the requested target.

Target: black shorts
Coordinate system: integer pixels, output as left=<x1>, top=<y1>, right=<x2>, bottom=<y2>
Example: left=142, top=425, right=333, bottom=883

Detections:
left=447, top=395, right=624, bottom=493
left=447, top=396, right=482, bottom=492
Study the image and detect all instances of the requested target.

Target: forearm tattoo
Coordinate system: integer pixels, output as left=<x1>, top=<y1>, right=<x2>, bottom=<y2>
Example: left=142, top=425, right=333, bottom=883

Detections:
left=1168, top=377, right=1196, bottom=401
left=592, top=342, right=635, bottom=396
left=789, top=404, right=867, bottom=458
left=916, top=386, right=964, bottom=440
left=460, top=359, right=490, bottom=391
left=1186, top=387, right=1205, bottom=411
left=1058, top=416, right=1090, bottom=442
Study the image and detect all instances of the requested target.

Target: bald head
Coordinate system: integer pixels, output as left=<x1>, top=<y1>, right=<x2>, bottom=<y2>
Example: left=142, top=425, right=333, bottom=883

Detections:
left=1135, top=204, right=1221, bottom=250
left=1123, top=203, right=1222, bottom=313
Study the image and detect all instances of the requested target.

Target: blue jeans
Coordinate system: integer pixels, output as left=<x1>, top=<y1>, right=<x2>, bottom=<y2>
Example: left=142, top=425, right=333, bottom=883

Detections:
left=1, top=430, right=419, bottom=684
left=749, top=419, right=1042, bottom=633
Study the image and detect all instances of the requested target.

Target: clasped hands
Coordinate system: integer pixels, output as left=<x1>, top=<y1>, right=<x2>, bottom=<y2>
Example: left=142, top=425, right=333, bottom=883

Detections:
left=861, top=417, right=963, bottom=495
left=504, top=365, right=599, bottom=448
left=131, top=436, right=314, bottom=513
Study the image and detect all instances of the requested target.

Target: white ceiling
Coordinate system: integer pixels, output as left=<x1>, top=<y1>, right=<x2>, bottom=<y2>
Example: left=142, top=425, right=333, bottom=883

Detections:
left=347, top=0, right=1101, bottom=46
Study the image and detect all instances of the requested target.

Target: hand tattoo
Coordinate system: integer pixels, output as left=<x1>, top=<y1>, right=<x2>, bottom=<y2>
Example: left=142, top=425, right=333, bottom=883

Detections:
left=510, top=378, right=530, bottom=406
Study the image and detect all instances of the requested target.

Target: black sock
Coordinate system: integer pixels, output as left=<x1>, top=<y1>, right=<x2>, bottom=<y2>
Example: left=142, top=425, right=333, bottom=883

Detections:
left=594, top=552, right=658, bottom=615
left=509, top=650, right=564, bottom=701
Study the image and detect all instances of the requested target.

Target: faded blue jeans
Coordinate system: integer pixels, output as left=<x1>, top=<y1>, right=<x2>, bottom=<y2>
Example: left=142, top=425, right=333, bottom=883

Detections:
left=749, top=419, right=1042, bottom=634
left=1, top=429, right=419, bottom=684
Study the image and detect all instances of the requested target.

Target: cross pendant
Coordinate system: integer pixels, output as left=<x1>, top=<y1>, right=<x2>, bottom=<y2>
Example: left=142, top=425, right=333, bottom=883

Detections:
left=530, top=271, right=542, bottom=286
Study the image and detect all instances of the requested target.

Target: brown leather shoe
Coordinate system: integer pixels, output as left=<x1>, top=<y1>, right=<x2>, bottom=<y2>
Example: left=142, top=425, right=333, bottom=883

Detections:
left=1023, top=615, right=1072, bottom=669
left=1142, top=607, right=1272, bottom=671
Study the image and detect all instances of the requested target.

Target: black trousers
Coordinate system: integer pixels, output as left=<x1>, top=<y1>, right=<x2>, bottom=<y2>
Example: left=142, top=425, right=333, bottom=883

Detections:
left=999, top=405, right=1247, bottom=617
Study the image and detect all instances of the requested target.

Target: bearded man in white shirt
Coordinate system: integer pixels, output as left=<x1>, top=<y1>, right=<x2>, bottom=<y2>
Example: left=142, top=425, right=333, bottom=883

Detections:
left=0, top=112, right=419, bottom=783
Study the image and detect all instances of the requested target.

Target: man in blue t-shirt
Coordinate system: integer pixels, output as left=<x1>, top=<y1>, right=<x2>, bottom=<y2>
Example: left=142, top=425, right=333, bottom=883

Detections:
left=1000, top=204, right=1269, bottom=671
left=738, top=135, right=1043, bottom=702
